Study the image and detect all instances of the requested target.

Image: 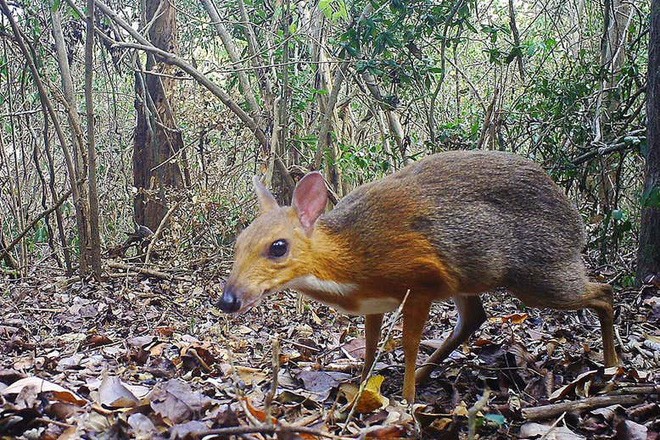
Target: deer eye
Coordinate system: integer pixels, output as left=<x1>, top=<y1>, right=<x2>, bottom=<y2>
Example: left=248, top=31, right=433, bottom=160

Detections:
left=268, top=239, right=288, bottom=258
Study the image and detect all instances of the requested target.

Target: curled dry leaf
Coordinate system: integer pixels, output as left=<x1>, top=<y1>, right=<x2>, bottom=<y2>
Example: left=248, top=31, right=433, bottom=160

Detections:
left=98, top=374, right=139, bottom=408
left=340, top=375, right=389, bottom=414
left=1, top=376, right=86, bottom=406
left=501, top=313, right=529, bottom=324
left=242, top=396, right=278, bottom=424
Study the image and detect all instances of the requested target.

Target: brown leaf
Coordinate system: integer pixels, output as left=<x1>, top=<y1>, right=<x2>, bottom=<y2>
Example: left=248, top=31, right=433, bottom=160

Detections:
left=85, top=333, right=112, bottom=347
left=243, top=396, right=277, bottom=424
left=2, top=376, right=86, bottom=406
left=342, top=338, right=366, bottom=360
left=150, top=379, right=214, bottom=424
left=155, top=326, right=176, bottom=337
left=98, top=375, right=139, bottom=409
left=502, top=313, right=529, bottom=324
left=615, top=420, right=648, bottom=440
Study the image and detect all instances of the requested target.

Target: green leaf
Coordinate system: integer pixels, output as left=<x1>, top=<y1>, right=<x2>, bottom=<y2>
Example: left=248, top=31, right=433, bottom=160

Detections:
left=484, top=413, right=507, bottom=426
left=319, top=0, right=348, bottom=22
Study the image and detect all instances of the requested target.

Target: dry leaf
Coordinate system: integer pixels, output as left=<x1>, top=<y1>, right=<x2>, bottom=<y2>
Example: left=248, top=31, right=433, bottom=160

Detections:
left=520, top=422, right=586, bottom=439
left=340, top=375, right=389, bottom=414
left=2, top=376, right=86, bottom=406
left=98, top=374, right=139, bottom=408
left=502, top=313, right=529, bottom=324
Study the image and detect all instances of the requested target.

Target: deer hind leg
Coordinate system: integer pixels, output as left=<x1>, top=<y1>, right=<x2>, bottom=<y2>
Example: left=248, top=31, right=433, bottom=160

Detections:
left=513, top=276, right=618, bottom=367
left=584, top=282, right=618, bottom=366
left=415, top=295, right=487, bottom=384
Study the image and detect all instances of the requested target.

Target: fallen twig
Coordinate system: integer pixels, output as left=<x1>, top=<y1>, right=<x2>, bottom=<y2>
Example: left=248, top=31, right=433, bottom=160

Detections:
left=522, top=395, right=643, bottom=422
left=539, top=411, right=566, bottom=440
left=200, top=424, right=352, bottom=439
left=467, top=388, right=491, bottom=439
left=107, top=261, right=189, bottom=281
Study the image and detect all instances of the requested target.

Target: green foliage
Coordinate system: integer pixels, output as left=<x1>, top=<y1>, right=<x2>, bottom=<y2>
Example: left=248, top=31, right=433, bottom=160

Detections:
left=319, top=0, right=349, bottom=22
left=338, top=143, right=393, bottom=184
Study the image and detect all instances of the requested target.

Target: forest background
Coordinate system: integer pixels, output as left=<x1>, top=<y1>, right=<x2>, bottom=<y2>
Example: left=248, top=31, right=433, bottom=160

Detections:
left=0, top=0, right=658, bottom=438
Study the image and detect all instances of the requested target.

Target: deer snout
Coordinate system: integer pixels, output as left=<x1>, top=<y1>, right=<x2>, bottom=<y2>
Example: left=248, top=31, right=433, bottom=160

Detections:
left=217, top=285, right=242, bottom=313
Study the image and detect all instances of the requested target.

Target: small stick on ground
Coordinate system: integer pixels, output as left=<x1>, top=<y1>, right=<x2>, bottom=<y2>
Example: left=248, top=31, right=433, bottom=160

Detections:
left=107, top=261, right=189, bottom=281
left=467, top=388, right=491, bottom=440
left=265, top=337, right=280, bottom=424
left=539, top=411, right=566, bottom=440
left=522, top=395, right=643, bottom=422
left=200, top=424, right=352, bottom=439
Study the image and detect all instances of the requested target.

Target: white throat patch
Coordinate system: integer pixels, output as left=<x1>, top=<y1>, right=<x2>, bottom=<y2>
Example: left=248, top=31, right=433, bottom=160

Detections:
left=285, top=275, right=357, bottom=296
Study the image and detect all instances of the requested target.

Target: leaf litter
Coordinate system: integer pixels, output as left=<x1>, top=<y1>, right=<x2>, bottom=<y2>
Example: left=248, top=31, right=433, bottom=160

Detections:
left=1, top=268, right=658, bottom=439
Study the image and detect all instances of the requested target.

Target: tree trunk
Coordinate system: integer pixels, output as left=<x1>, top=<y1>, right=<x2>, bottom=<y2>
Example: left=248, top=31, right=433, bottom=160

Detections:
left=637, top=0, right=660, bottom=284
left=85, top=0, right=102, bottom=276
left=133, top=0, right=186, bottom=230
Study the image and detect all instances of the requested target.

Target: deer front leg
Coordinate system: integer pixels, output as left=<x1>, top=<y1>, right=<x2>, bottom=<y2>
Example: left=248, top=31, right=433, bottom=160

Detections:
left=362, top=314, right=384, bottom=381
left=402, top=299, right=432, bottom=403
left=415, top=295, right=486, bottom=384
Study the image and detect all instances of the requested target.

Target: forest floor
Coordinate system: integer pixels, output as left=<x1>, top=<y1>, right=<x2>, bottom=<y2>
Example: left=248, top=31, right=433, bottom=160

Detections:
left=0, top=259, right=658, bottom=439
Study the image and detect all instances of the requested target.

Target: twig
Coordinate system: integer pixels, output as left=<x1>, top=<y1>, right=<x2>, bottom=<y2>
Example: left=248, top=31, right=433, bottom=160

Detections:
left=539, top=412, right=566, bottom=440
left=264, top=337, right=280, bottom=424
left=35, top=417, right=75, bottom=429
left=106, top=261, right=189, bottom=281
left=467, top=388, right=491, bottom=440
left=200, top=424, right=351, bottom=439
left=144, top=201, right=181, bottom=264
left=522, top=395, right=643, bottom=421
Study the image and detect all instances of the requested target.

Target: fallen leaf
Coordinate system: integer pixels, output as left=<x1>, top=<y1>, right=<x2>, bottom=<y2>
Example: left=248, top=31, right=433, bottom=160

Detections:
left=615, top=419, right=648, bottom=440
left=502, top=313, right=529, bottom=324
left=150, top=379, right=215, bottom=424
left=169, top=420, right=210, bottom=439
left=520, top=422, right=586, bottom=439
left=243, top=396, right=277, bottom=424
left=2, top=377, right=86, bottom=406
left=127, top=413, right=157, bottom=438
left=98, top=375, right=139, bottom=408
left=298, top=370, right=350, bottom=401
left=340, top=375, right=389, bottom=414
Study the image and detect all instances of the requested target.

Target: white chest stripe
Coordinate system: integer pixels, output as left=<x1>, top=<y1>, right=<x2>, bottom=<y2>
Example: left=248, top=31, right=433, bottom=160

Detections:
left=284, top=275, right=401, bottom=316
left=285, top=275, right=357, bottom=296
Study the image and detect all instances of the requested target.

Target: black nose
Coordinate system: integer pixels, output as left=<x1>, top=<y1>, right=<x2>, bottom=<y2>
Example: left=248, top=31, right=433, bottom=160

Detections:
left=217, top=287, right=241, bottom=313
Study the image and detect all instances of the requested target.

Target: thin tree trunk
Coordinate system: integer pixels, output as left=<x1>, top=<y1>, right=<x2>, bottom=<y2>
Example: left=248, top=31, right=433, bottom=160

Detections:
left=133, top=0, right=185, bottom=230
left=85, top=0, right=102, bottom=276
left=51, top=6, right=92, bottom=274
left=637, top=0, right=660, bottom=284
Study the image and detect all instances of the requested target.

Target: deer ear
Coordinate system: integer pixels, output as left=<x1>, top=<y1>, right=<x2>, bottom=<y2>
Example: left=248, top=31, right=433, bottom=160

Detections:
left=253, top=176, right=279, bottom=213
left=292, top=172, right=327, bottom=230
